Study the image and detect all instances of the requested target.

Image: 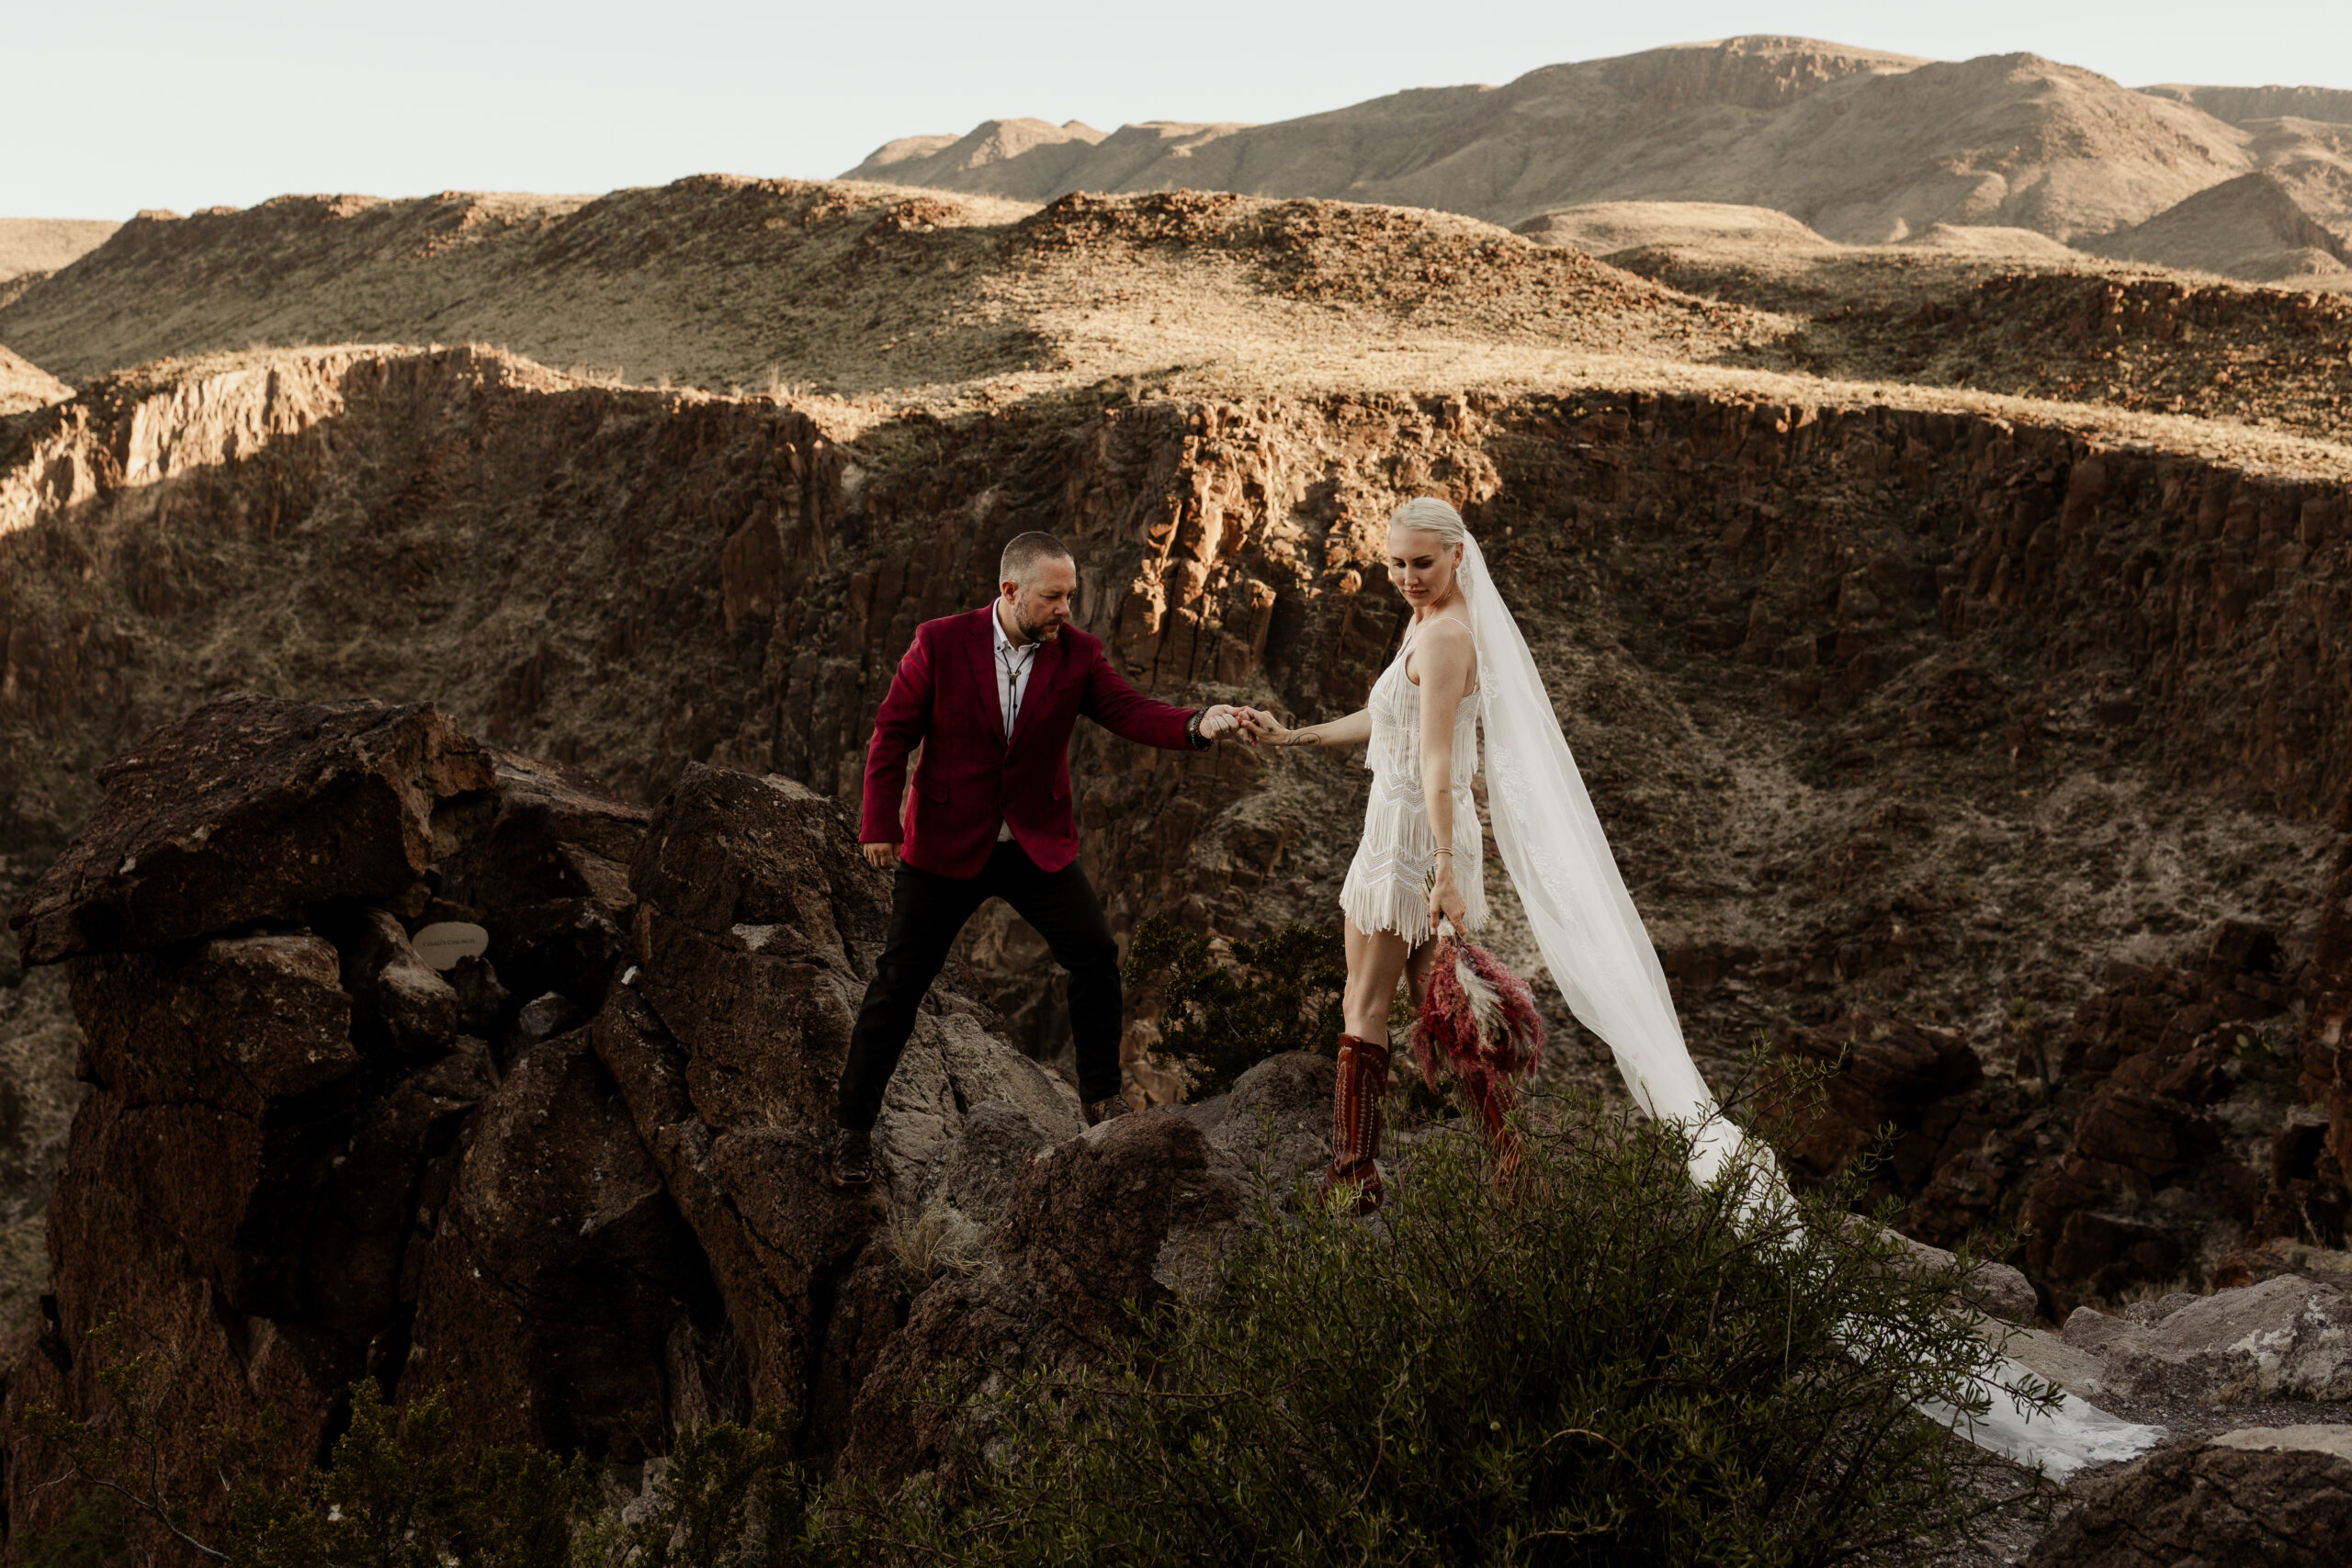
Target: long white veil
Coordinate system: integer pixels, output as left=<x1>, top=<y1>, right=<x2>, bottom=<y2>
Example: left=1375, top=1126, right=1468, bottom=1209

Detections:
left=1453, top=532, right=2160, bottom=1479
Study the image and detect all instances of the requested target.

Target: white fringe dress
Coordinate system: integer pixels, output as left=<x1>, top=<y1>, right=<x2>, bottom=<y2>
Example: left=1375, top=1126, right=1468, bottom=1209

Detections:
left=1338, top=617, right=1489, bottom=944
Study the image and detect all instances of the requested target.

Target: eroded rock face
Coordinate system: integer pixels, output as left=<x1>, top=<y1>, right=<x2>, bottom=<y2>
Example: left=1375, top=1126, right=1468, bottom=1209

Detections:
left=400, top=1028, right=718, bottom=1458
left=840, top=1109, right=1250, bottom=1482
left=9, top=694, right=494, bottom=964
left=2027, top=1427, right=2352, bottom=1567
left=0, top=698, right=660, bottom=1545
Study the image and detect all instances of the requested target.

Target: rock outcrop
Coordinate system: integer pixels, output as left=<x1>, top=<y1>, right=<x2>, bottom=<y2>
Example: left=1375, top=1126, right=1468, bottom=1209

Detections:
left=0, top=696, right=1306, bottom=1550
left=2028, top=1427, right=2352, bottom=1566
left=2059, top=1274, right=2352, bottom=1403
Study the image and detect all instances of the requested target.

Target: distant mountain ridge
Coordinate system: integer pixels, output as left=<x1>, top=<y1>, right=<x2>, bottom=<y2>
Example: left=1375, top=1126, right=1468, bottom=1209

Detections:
left=842, top=36, right=2352, bottom=276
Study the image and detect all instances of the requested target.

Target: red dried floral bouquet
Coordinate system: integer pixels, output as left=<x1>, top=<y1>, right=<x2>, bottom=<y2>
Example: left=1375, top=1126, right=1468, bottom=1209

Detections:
left=1410, top=934, right=1545, bottom=1170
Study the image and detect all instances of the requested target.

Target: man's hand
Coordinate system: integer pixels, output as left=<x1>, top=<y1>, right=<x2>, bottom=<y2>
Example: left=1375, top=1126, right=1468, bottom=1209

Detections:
left=862, top=841, right=899, bottom=871
left=1198, top=704, right=1244, bottom=741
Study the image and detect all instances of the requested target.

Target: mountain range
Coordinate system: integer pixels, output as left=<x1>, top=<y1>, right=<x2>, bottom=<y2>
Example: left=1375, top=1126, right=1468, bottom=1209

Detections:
left=844, top=36, right=2352, bottom=281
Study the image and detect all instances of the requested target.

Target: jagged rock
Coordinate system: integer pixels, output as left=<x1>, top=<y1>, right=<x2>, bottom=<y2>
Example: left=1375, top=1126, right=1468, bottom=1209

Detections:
left=2061, top=1275, right=2352, bottom=1403
left=3, top=931, right=374, bottom=1542
left=1892, top=1232, right=2040, bottom=1323
left=1180, top=1049, right=1336, bottom=1195
left=435, top=750, right=650, bottom=1012
left=399, top=1029, right=720, bottom=1458
left=333, top=907, right=459, bottom=1059
left=2026, top=1427, right=2352, bottom=1566
left=8, top=694, right=493, bottom=964
left=876, top=1009, right=1082, bottom=1212
left=302, top=1048, right=495, bottom=1363
left=1772, top=1011, right=1982, bottom=1194
left=942, top=1100, right=1048, bottom=1223
left=840, top=1111, right=1249, bottom=1481
left=597, top=762, right=1093, bottom=1453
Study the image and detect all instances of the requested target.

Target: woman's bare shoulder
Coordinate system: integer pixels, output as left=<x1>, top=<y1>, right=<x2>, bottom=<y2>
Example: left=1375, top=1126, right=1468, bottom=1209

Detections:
left=1408, top=615, right=1475, bottom=686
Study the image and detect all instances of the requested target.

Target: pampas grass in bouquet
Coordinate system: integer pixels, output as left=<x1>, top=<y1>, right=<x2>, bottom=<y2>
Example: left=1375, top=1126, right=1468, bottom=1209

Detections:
left=1411, top=933, right=1544, bottom=1171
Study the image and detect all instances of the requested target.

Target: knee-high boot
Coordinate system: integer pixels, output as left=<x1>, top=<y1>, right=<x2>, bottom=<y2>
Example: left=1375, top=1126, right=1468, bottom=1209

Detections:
left=1320, top=1033, right=1391, bottom=1213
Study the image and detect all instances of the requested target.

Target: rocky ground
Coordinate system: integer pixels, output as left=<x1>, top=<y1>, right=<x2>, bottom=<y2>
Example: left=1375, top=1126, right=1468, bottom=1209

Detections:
left=0, top=175, right=2347, bottom=1562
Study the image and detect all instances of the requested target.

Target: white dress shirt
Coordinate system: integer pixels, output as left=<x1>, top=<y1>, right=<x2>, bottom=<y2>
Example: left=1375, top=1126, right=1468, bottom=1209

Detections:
left=990, top=603, right=1041, bottom=841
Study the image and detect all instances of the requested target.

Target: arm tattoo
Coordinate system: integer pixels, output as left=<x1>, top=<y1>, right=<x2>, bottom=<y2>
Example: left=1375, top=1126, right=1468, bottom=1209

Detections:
left=1287, top=731, right=1322, bottom=747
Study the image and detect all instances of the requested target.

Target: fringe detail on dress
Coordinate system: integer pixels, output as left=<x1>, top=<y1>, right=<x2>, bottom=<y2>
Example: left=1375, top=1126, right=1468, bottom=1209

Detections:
left=1339, top=859, right=1490, bottom=944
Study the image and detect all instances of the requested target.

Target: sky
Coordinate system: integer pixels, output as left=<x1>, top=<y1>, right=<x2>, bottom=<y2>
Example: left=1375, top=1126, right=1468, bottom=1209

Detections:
left=8, top=0, right=2348, bottom=220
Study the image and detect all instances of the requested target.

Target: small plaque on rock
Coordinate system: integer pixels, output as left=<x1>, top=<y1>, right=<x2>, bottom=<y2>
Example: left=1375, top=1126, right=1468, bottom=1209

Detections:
left=412, top=921, right=490, bottom=971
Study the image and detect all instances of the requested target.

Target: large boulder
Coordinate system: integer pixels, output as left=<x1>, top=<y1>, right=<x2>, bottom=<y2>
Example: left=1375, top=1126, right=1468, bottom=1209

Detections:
left=600, top=762, right=1085, bottom=1456
left=8, top=694, right=494, bottom=964
left=399, top=1028, right=721, bottom=1457
left=2061, top=1275, right=2352, bottom=1403
left=839, top=1110, right=1250, bottom=1482
left=0, top=704, right=658, bottom=1547
left=2028, top=1426, right=2352, bottom=1566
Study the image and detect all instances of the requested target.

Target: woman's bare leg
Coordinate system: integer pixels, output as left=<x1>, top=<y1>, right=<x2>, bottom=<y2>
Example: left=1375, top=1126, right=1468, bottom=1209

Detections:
left=1403, top=933, right=1442, bottom=1014
left=1342, top=916, right=1416, bottom=1040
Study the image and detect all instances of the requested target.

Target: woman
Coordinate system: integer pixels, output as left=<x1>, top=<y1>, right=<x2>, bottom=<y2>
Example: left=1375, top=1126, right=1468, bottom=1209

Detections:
left=1241, top=495, right=2162, bottom=1477
left=1241, top=498, right=1487, bottom=1211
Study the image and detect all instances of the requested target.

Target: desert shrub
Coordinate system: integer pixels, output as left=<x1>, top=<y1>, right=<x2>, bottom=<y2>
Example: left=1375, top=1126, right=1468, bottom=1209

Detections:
left=887, top=1199, right=987, bottom=1292
left=229, top=1382, right=587, bottom=1568
left=1124, top=915, right=1347, bottom=1095
left=859, top=1100, right=2052, bottom=1567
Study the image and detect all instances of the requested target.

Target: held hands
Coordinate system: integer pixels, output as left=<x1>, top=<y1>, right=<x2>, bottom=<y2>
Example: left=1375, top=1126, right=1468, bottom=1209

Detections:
left=1198, top=704, right=1244, bottom=741
left=1234, top=707, right=1294, bottom=745
left=1200, top=705, right=1292, bottom=743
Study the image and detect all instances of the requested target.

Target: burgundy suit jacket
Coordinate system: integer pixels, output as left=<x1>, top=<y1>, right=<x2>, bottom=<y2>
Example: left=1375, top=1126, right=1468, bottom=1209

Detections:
left=859, top=607, right=1202, bottom=878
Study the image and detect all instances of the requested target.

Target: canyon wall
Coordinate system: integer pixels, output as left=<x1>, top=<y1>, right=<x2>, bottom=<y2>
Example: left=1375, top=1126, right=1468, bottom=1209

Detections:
left=4, top=345, right=2351, bottom=1327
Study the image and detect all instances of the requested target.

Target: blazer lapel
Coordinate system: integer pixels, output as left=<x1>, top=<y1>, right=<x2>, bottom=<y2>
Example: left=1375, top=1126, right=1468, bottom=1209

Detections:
left=1008, top=634, right=1063, bottom=750
left=970, top=607, right=1008, bottom=750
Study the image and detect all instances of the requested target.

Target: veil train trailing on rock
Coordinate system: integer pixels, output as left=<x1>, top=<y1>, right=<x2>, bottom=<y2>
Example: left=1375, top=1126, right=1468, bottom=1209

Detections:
left=1453, top=529, right=2163, bottom=1478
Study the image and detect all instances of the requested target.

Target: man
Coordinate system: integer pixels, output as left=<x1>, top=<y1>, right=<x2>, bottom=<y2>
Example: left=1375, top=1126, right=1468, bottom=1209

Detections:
left=831, top=531, right=1244, bottom=1187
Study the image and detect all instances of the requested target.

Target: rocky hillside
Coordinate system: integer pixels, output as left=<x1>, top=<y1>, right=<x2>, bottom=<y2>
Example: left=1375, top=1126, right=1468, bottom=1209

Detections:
left=2086, top=172, right=2352, bottom=283
left=0, top=181, right=1759, bottom=397
left=0, top=220, right=117, bottom=291
left=2, top=319, right=2348, bottom=1325
left=843, top=36, right=2351, bottom=259
left=0, top=348, right=66, bottom=417
left=0, top=693, right=1331, bottom=1539
left=6, top=693, right=2352, bottom=1568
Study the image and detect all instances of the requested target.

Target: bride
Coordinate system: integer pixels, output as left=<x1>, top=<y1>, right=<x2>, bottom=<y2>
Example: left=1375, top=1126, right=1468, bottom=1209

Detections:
left=1236, top=496, right=2162, bottom=1478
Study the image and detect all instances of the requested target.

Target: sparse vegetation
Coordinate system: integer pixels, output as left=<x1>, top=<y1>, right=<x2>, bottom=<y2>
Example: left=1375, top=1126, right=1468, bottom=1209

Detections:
left=28, top=1099, right=2052, bottom=1568
left=1124, top=915, right=1348, bottom=1095
left=888, top=1199, right=987, bottom=1292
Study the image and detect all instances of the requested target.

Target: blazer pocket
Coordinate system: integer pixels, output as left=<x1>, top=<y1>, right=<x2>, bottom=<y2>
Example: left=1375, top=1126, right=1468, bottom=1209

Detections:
left=918, top=771, right=954, bottom=803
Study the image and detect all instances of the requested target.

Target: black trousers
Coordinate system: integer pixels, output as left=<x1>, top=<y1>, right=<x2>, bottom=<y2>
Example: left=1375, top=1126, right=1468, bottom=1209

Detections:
left=835, top=840, right=1124, bottom=1131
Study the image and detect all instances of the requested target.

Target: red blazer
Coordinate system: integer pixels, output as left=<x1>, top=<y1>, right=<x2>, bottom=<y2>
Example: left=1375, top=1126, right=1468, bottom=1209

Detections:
left=860, top=607, right=1202, bottom=878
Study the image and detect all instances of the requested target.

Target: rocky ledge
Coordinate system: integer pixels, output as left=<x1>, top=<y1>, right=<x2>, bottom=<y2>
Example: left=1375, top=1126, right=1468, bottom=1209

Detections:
left=4, top=692, right=2350, bottom=1568
left=0, top=693, right=1333, bottom=1544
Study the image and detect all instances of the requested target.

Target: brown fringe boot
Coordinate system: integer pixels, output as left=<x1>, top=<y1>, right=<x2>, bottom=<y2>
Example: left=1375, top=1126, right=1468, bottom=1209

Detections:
left=1319, top=1033, right=1391, bottom=1213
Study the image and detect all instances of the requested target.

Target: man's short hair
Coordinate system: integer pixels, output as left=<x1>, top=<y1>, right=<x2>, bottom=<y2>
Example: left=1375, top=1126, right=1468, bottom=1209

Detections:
left=999, top=531, right=1074, bottom=588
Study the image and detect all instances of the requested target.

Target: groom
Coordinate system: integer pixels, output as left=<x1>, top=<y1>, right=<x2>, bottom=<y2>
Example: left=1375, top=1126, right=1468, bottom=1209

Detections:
left=830, top=531, right=1245, bottom=1187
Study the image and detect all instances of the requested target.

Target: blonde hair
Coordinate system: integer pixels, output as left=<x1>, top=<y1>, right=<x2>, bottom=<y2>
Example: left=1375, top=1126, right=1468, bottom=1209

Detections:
left=1389, top=496, right=1466, bottom=546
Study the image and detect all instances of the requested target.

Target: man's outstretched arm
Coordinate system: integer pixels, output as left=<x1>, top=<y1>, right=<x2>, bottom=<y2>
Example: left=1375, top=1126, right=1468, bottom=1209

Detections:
left=860, top=630, right=937, bottom=868
left=1079, top=643, right=1240, bottom=749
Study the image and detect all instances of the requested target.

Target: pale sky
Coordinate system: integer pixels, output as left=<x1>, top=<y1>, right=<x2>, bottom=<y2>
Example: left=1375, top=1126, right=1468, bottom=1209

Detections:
left=9, top=0, right=2348, bottom=220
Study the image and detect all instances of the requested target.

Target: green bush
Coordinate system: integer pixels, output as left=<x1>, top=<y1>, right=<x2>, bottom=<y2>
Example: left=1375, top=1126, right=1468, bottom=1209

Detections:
left=1124, top=915, right=1348, bottom=1095
left=230, top=1382, right=586, bottom=1568
left=858, top=1100, right=2052, bottom=1567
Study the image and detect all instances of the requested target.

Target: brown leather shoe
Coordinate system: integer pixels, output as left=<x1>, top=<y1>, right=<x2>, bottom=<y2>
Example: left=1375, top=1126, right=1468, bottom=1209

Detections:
left=1082, top=1093, right=1134, bottom=1128
left=1319, top=1034, right=1390, bottom=1213
left=830, top=1126, right=876, bottom=1189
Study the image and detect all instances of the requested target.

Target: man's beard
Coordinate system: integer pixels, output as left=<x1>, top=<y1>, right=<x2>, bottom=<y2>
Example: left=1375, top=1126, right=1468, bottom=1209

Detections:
left=1017, top=608, right=1063, bottom=642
